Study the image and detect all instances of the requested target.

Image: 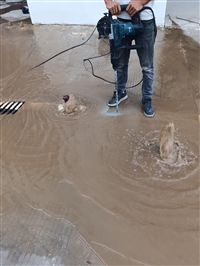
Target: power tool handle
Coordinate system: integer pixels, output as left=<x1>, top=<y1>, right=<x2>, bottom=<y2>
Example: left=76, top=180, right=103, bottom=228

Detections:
left=120, top=5, right=128, bottom=11
left=108, top=4, right=128, bottom=17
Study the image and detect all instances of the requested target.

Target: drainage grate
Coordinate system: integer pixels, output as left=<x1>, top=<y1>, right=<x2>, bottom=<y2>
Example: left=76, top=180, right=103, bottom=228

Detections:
left=0, top=101, right=25, bottom=115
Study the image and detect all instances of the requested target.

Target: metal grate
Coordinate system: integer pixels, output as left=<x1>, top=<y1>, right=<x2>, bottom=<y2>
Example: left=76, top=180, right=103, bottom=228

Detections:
left=0, top=101, right=25, bottom=115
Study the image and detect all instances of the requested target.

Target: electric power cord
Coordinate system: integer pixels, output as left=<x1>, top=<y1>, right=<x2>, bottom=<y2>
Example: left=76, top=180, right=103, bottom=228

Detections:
left=83, top=53, right=115, bottom=84
left=29, top=26, right=97, bottom=70
left=29, top=25, right=143, bottom=89
left=83, top=55, right=143, bottom=88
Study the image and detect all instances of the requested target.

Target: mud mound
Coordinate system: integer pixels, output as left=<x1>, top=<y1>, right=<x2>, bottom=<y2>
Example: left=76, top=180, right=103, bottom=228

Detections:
left=57, top=94, right=96, bottom=119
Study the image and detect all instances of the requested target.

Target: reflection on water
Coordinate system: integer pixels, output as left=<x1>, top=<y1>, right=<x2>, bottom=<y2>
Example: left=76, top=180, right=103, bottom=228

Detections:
left=1, top=23, right=199, bottom=265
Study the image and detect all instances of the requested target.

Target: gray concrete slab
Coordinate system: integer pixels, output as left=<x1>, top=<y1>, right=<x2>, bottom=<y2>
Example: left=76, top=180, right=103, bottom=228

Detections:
left=1, top=9, right=29, bottom=22
left=6, top=0, right=23, bottom=2
left=2, top=204, right=106, bottom=266
left=165, top=0, right=200, bottom=43
left=0, top=0, right=29, bottom=24
left=0, top=4, right=10, bottom=9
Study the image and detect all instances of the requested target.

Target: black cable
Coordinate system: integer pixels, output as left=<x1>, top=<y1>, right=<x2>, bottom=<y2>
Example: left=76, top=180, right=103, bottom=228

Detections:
left=29, top=25, right=97, bottom=70
left=83, top=54, right=143, bottom=88
left=83, top=53, right=115, bottom=84
left=29, top=23, right=143, bottom=89
left=126, top=78, right=143, bottom=89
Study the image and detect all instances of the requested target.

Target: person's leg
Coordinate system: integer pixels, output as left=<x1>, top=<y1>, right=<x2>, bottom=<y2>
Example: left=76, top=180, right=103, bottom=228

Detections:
left=135, top=19, right=157, bottom=117
left=108, top=36, right=132, bottom=106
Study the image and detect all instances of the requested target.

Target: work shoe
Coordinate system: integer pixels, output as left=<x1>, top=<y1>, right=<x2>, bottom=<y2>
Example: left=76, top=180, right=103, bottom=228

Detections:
left=108, top=90, right=128, bottom=107
left=142, top=98, right=155, bottom=117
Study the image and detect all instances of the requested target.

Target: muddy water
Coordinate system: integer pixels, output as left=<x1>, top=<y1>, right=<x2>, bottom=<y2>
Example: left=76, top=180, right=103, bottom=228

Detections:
left=1, top=23, right=199, bottom=265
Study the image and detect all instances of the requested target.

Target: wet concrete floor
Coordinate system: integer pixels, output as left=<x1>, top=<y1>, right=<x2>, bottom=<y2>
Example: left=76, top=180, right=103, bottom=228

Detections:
left=0, top=19, right=199, bottom=265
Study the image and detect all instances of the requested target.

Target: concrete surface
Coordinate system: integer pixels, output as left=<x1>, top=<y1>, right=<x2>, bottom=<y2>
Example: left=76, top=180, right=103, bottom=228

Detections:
left=1, top=9, right=29, bottom=21
left=165, top=0, right=200, bottom=43
left=0, top=4, right=10, bottom=9
left=1, top=204, right=106, bottom=265
left=6, top=0, right=23, bottom=2
left=0, top=0, right=29, bottom=23
left=1, top=20, right=199, bottom=265
left=1, top=1, right=199, bottom=266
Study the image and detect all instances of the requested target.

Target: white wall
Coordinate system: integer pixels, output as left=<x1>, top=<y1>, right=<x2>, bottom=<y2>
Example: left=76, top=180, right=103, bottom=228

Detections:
left=154, top=0, right=167, bottom=27
left=27, top=0, right=167, bottom=27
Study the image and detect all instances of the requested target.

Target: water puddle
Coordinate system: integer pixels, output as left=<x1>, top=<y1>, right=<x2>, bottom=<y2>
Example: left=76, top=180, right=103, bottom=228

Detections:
left=1, top=22, right=199, bottom=265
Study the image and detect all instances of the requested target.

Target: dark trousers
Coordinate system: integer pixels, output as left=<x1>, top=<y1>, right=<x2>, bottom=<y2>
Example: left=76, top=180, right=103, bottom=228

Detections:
left=117, top=18, right=157, bottom=100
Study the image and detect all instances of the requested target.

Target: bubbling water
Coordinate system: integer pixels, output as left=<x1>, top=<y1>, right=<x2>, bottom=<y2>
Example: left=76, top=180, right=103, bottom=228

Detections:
left=108, top=127, right=198, bottom=187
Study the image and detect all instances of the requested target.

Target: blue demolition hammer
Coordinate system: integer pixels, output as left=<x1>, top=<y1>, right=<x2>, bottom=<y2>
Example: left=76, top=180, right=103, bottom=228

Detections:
left=108, top=4, right=143, bottom=71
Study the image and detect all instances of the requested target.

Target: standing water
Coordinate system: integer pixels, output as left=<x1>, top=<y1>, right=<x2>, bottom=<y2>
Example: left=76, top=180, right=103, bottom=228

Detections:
left=0, top=20, right=199, bottom=265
